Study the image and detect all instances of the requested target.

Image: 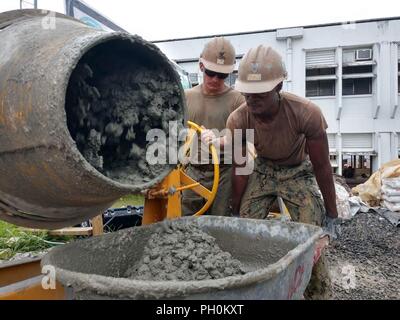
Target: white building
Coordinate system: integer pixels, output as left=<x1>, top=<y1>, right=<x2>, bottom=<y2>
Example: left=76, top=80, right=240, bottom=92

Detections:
left=154, top=17, right=400, bottom=181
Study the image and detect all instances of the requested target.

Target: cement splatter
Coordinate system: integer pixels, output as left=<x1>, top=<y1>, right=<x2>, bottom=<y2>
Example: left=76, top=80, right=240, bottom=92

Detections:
left=125, top=222, right=246, bottom=281
left=65, top=41, right=183, bottom=185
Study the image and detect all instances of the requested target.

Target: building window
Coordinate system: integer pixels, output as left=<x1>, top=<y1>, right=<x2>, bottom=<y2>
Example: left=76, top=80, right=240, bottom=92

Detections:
left=330, top=154, right=338, bottom=174
left=231, top=72, right=238, bottom=87
left=343, top=78, right=372, bottom=95
left=224, top=71, right=238, bottom=88
left=306, top=80, right=336, bottom=97
left=343, top=65, right=373, bottom=74
left=189, top=73, right=199, bottom=86
left=342, top=65, right=373, bottom=95
left=398, top=62, right=400, bottom=93
left=398, top=132, right=400, bottom=159
left=305, top=67, right=336, bottom=97
left=342, top=154, right=372, bottom=186
left=342, top=47, right=375, bottom=96
left=307, top=68, right=336, bottom=76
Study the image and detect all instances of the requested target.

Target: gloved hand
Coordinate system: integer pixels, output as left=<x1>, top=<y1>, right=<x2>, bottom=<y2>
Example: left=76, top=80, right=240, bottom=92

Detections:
left=201, top=127, right=218, bottom=146
left=322, top=216, right=341, bottom=240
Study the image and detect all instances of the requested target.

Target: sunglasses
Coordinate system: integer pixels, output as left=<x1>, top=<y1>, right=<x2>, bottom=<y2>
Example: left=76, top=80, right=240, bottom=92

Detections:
left=204, top=68, right=229, bottom=80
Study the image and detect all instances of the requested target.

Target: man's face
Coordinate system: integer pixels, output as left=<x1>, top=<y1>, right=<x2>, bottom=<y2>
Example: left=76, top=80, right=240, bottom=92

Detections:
left=200, top=63, right=229, bottom=93
left=242, top=89, right=278, bottom=116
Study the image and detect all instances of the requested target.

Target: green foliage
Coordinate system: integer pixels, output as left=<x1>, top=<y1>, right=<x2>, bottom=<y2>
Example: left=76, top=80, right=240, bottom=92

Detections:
left=0, top=221, right=70, bottom=260
left=111, top=194, right=144, bottom=208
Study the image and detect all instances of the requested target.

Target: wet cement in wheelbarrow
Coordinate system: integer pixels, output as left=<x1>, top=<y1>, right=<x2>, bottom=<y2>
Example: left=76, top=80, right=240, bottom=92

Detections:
left=125, top=223, right=246, bottom=281
left=41, top=218, right=308, bottom=299
left=65, top=41, right=183, bottom=185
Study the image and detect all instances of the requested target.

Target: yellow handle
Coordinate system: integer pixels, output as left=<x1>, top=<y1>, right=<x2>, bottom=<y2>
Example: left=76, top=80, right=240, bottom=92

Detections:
left=174, top=182, right=200, bottom=192
left=184, top=121, right=220, bottom=216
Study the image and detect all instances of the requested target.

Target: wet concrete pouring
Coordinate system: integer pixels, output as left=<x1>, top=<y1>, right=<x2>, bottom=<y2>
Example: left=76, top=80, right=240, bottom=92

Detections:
left=125, top=222, right=246, bottom=281
left=326, top=211, right=400, bottom=300
left=65, top=42, right=182, bottom=185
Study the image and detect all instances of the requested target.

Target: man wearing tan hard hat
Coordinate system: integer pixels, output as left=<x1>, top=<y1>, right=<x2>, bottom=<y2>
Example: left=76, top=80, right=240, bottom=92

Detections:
left=226, top=45, right=338, bottom=299
left=182, top=37, right=245, bottom=216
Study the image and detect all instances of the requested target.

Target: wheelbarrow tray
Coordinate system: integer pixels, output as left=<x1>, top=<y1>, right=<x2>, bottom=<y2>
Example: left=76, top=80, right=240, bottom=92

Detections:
left=42, top=216, right=323, bottom=300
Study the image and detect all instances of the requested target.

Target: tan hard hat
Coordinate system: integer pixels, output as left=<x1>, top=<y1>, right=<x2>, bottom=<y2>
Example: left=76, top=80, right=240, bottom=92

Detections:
left=200, top=37, right=236, bottom=74
left=235, top=45, right=287, bottom=93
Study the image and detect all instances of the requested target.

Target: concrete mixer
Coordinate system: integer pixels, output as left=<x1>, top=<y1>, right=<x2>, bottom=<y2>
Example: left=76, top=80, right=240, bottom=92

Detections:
left=0, top=9, right=221, bottom=229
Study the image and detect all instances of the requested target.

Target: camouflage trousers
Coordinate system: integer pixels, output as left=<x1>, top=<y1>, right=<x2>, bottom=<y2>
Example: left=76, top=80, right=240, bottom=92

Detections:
left=181, top=165, right=233, bottom=216
left=240, top=158, right=325, bottom=225
left=240, top=158, right=332, bottom=299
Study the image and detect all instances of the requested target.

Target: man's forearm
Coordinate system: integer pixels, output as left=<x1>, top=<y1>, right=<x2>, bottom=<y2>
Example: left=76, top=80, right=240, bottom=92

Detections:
left=313, top=163, right=338, bottom=218
left=232, top=169, right=249, bottom=216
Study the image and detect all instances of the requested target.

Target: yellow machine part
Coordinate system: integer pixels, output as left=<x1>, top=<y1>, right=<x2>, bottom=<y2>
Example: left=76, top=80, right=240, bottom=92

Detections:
left=0, top=259, right=65, bottom=300
left=142, top=121, right=220, bottom=224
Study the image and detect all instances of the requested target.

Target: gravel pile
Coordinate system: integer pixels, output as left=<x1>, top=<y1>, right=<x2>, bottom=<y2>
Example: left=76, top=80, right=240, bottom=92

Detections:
left=326, top=211, right=400, bottom=299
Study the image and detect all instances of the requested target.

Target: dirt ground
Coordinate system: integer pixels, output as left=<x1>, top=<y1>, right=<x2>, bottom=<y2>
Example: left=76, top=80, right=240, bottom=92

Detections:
left=325, top=211, right=400, bottom=300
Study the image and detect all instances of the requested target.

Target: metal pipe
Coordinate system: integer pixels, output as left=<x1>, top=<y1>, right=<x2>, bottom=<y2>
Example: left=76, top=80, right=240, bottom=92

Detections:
left=286, top=38, right=293, bottom=92
left=391, top=42, right=398, bottom=119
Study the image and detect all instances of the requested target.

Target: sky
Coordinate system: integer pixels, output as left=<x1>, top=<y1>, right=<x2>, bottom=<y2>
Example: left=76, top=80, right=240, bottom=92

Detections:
left=1, top=0, right=400, bottom=41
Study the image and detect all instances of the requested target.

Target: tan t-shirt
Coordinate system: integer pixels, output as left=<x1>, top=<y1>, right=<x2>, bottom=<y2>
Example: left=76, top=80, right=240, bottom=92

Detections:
left=226, top=92, right=328, bottom=166
left=185, top=84, right=245, bottom=130
left=185, top=84, right=245, bottom=164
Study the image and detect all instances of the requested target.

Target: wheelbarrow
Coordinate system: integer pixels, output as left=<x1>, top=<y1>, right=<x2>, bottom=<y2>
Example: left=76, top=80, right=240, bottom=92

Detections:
left=40, top=216, right=328, bottom=300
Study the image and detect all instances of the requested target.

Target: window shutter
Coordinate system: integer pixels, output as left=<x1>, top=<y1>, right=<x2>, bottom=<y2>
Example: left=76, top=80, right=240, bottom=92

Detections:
left=306, top=50, right=336, bottom=68
left=342, top=134, right=373, bottom=149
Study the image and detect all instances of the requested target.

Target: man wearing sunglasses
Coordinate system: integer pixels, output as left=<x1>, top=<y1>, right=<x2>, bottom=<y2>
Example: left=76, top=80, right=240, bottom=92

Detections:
left=203, top=45, right=338, bottom=299
left=182, top=37, right=245, bottom=216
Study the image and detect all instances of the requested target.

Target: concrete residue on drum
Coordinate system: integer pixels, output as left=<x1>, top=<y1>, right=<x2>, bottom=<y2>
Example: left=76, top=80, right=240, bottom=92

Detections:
left=65, top=41, right=183, bottom=185
left=125, top=223, right=246, bottom=281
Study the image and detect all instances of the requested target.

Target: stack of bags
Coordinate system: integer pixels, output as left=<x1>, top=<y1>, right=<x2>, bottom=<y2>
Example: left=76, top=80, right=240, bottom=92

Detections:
left=352, top=159, right=400, bottom=209
left=382, top=177, right=400, bottom=212
left=335, top=183, right=352, bottom=219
